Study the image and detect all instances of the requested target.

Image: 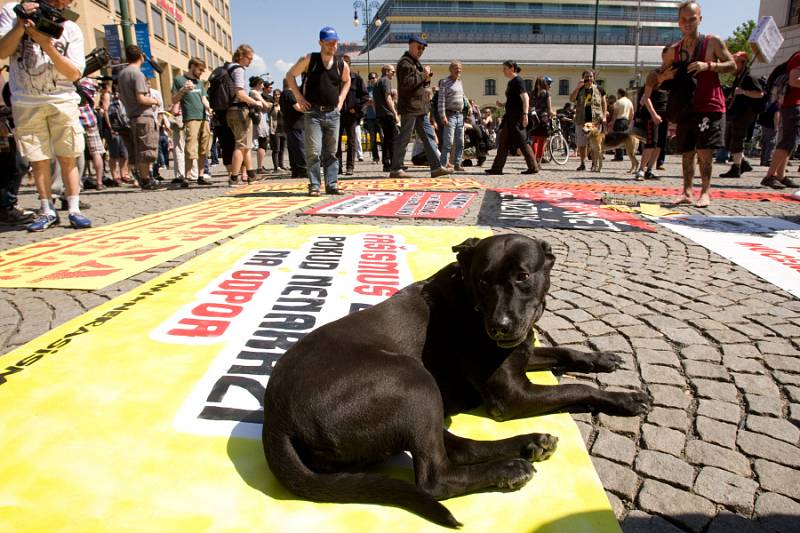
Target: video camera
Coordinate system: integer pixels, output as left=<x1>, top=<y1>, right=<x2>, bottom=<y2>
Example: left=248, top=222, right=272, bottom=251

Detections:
left=83, top=47, right=111, bottom=77
left=13, top=1, right=79, bottom=40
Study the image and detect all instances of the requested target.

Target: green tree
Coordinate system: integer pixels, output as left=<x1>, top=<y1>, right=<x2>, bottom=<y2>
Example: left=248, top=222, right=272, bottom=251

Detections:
left=722, top=20, right=756, bottom=85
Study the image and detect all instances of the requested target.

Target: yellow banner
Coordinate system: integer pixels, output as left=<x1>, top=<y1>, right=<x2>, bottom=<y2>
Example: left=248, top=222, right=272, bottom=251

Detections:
left=228, top=177, right=486, bottom=195
left=0, top=224, right=618, bottom=533
left=0, top=197, right=319, bottom=290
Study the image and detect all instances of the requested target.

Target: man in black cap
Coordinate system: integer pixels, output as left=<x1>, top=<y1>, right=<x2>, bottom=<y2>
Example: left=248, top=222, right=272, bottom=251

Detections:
left=389, top=35, right=452, bottom=179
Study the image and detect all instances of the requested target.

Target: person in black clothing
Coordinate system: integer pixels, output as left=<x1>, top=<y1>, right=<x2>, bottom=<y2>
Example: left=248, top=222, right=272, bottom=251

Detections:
left=486, top=60, right=538, bottom=175
left=373, top=63, right=399, bottom=171
left=719, top=51, right=764, bottom=178
left=285, top=26, right=351, bottom=196
left=336, top=55, right=369, bottom=175
left=280, top=81, right=307, bottom=178
left=0, top=79, right=33, bottom=225
left=634, top=48, right=671, bottom=180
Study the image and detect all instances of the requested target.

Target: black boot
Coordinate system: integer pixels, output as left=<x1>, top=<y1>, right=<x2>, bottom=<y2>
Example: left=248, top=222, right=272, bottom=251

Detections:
left=719, top=164, right=741, bottom=178
left=740, top=159, right=753, bottom=173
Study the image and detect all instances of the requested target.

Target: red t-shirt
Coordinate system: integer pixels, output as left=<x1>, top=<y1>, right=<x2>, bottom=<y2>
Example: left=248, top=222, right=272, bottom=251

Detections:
left=782, top=52, right=800, bottom=109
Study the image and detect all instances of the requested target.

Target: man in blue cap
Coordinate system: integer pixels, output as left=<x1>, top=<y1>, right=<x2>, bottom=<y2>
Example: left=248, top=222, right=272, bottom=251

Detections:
left=389, top=34, right=452, bottom=179
left=285, top=26, right=351, bottom=196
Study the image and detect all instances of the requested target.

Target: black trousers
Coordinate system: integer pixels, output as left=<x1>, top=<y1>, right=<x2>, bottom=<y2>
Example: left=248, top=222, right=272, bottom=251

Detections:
left=270, top=133, right=286, bottom=170
left=364, top=118, right=381, bottom=161
left=336, top=112, right=359, bottom=172
left=285, top=126, right=306, bottom=177
left=378, top=115, right=397, bottom=171
left=0, top=137, right=23, bottom=209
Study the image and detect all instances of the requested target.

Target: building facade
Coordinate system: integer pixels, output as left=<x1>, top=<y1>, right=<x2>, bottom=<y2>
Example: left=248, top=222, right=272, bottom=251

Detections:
left=351, top=0, right=684, bottom=110
left=752, top=0, right=800, bottom=78
left=71, top=0, right=232, bottom=98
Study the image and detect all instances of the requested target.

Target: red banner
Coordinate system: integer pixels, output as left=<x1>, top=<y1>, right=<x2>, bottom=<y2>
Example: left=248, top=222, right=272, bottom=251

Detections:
left=304, top=191, right=476, bottom=219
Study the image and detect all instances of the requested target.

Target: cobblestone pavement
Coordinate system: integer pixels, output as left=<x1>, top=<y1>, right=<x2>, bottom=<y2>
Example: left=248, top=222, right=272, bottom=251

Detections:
left=2, top=153, right=799, bottom=532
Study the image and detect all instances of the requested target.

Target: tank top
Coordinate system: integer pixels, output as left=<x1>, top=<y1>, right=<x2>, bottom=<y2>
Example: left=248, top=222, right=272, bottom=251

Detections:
left=303, top=53, right=342, bottom=107
left=675, top=36, right=725, bottom=114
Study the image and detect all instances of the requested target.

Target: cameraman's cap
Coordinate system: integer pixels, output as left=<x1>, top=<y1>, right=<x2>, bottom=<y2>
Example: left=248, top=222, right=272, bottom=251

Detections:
left=319, top=27, right=339, bottom=42
left=409, top=34, right=428, bottom=47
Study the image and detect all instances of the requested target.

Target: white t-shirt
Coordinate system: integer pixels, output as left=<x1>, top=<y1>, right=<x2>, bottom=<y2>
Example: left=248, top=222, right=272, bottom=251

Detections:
left=0, top=2, right=85, bottom=105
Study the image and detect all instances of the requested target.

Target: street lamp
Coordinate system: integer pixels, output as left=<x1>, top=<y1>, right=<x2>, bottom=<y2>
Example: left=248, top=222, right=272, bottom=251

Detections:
left=353, top=0, right=381, bottom=74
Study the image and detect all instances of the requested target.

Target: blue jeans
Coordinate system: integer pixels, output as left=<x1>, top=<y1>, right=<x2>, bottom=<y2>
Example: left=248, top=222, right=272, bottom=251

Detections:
left=440, top=112, right=464, bottom=167
left=304, top=107, right=340, bottom=190
left=392, top=113, right=442, bottom=171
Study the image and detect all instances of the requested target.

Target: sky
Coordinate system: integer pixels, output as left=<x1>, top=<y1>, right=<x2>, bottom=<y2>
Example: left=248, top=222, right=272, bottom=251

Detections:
left=230, top=0, right=761, bottom=80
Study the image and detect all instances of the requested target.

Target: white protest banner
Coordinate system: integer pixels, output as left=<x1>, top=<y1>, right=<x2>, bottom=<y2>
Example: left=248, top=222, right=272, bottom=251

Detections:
left=749, top=16, right=784, bottom=64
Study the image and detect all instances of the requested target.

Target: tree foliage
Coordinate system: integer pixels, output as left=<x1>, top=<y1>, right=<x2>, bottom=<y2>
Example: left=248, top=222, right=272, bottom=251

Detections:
left=726, top=20, right=756, bottom=57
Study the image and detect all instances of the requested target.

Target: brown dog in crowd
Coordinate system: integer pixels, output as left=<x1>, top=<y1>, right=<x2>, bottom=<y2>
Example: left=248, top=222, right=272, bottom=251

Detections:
left=582, top=123, right=639, bottom=173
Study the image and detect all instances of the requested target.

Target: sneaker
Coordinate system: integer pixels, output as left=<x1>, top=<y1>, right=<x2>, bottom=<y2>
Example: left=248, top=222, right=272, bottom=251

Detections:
left=180, top=179, right=190, bottom=188
left=783, top=177, right=800, bottom=188
left=140, top=180, right=162, bottom=191
left=102, top=176, right=117, bottom=187
left=357, top=156, right=364, bottom=162
left=58, top=198, right=92, bottom=211
left=82, top=179, right=99, bottom=190
left=197, top=176, right=213, bottom=186
left=576, top=163, right=586, bottom=171
left=719, top=165, right=741, bottom=178
left=656, top=164, right=665, bottom=171
left=27, top=212, right=59, bottom=232
left=431, top=167, right=453, bottom=178
left=644, top=170, right=658, bottom=180
left=635, top=170, right=645, bottom=181
left=170, top=177, right=184, bottom=185
left=740, top=159, right=753, bottom=173
left=388, top=170, right=410, bottom=179
left=345, top=169, right=354, bottom=176
left=308, top=185, right=320, bottom=197
left=325, top=186, right=344, bottom=195
left=228, top=175, right=239, bottom=186
left=484, top=169, right=504, bottom=175
left=761, top=176, right=786, bottom=189
left=453, top=165, right=465, bottom=172
left=68, top=212, right=92, bottom=229
left=0, top=205, right=34, bottom=225
left=520, top=168, right=539, bottom=174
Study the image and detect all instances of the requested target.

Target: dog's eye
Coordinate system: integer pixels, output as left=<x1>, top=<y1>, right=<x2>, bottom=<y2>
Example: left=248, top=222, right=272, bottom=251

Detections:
left=516, top=272, right=530, bottom=282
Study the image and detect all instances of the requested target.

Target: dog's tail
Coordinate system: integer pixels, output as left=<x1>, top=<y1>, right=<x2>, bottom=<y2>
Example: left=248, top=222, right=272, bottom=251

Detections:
left=265, top=430, right=462, bottom=529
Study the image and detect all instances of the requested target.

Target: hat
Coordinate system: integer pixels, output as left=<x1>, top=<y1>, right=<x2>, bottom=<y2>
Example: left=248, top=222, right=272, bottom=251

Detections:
left=408, top=34, right=428, bottom=47
left=544, top=76, right=553, bottom=84
left=319, top=26, right=339, bottom=42
left=733, top=51, right=748, bottom=62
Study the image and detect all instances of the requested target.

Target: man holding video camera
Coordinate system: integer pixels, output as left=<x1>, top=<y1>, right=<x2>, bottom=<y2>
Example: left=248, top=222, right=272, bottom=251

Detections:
left=0, top=0, right=91, bottom=231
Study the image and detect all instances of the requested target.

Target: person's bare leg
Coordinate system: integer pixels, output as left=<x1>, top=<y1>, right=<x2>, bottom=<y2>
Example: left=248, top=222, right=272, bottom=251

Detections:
left=579, top=146, right=586, bottom=165
left=185, top=156, right=196, bottom=181
left=731, top=151, right=743, bottom=166
left=672, top=151, right=695, bottom=204
left=695, top=148, right=713, bottom=207
left=30, top=159, right=54, bottom=209
left=231, top=148, right=244, bottom=177
left=773, top=149, right=791, bottom=180
left=91, top=152, right=104, bottom=189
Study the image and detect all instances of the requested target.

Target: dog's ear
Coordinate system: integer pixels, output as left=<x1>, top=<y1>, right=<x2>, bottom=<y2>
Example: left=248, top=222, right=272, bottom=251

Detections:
left=540, top=240, right=555, bottom=272
left=452, top=237, right=481, bottom=268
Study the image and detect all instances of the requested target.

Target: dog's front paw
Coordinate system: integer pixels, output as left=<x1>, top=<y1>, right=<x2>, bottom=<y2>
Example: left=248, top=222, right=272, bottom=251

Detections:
left=495, top=459, right=534, bottom=491
left=608, top=390, right=652, bottom=417
left=521, top=433, right=558, bottom=462
left=590, top=351, right=623, bottom=373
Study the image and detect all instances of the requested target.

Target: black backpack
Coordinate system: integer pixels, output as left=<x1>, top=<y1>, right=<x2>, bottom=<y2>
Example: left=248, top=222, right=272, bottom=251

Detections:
left=208, top=63, right=243, bottom=113
left=107, top=96, right=130, bottom=132
left=665, top=35, right=707, bottom=123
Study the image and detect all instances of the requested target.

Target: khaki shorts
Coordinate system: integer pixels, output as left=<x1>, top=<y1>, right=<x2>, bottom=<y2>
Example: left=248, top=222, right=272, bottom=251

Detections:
left=575, top=122, right=589, bottom=148
left=121, top=115, right=158, bottom=166
left=227, top=107, right=252, bottom=150
left=184, top=119, right=211, bottom=159
left=13, top=101, right=85, bottom=162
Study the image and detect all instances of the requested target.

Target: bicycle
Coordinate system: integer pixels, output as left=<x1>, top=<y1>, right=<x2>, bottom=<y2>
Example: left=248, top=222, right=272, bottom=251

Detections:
left=544, top=116, right=570, bottom=165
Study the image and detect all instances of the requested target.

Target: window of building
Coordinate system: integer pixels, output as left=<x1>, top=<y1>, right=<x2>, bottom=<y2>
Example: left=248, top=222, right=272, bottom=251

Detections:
left=175, top=0, right=183, bottom=11
left=194, top=1, right=201, bottom=23
left=484, top=79, right=496, bottom=96
left=179, top=26, right=188, bottom=54
left=203, top=9, right=209, bottom=32
left=113, top=0, right=121, bottom=15
left=186, top=0, right=192, bottom=19
left=150, top=6, right=164, bottom=40
left=224, top=3, right=229, bottom=22
left=791, top=0, right=800, bottom=25
left=199, top=43, right=206, bottom=65
left=135, top=0, right=147, bottom=23
left=558, top=79, right=569, bottom=96
left=189, top=35, right=197, bottom=58
left=92, top=0, right=109, bottom=9
left=166, top=18, right=177, bottom=49
left=531, top=23, right=541, bottom=34
left=216, top=22, right=221, bottom=43
left=524, top=79, right=533, bottom=93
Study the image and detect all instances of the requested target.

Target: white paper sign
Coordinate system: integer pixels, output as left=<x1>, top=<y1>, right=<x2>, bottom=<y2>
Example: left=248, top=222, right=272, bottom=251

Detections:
left=749, top=16, right=785, bottom=64
left=658, top=216, right=800, bottom=299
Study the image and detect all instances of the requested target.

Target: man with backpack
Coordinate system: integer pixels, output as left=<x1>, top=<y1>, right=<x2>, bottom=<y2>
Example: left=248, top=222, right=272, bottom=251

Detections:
left=761, top=50, right=800, bottom=190
left=209, top=44, right=265, bottom=185
left=117, top=44, right=162, bottom=191
left=718, top=51, right=764, bottom=178
left=285, top=27, right=351, bottom=196
left=662, top=1, right=735, bottom=208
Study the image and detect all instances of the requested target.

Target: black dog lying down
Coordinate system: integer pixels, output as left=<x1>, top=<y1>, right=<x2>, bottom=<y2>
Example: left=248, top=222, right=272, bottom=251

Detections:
left=263, top=234, right=650, bottom=527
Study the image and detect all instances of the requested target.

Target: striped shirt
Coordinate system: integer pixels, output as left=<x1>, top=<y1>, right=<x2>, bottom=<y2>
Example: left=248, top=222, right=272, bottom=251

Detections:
left=438, top=76, right=464, bottom=119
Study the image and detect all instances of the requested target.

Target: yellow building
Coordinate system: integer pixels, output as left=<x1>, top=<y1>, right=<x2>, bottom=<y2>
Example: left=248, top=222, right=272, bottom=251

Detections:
left=71, top=0, right=232, bottom=95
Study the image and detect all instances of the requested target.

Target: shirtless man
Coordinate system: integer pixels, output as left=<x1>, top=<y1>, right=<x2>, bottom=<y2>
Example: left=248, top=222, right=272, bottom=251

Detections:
left=662, top=1, right=735, bottom=207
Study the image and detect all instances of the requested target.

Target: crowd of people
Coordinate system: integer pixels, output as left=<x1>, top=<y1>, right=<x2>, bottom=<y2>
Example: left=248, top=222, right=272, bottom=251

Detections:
left=1, top=0, right=799, bottom=228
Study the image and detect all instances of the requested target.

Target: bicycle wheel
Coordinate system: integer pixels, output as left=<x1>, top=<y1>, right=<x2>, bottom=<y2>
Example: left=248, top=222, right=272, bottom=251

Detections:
left=548, top=133, right=569, bottom=165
